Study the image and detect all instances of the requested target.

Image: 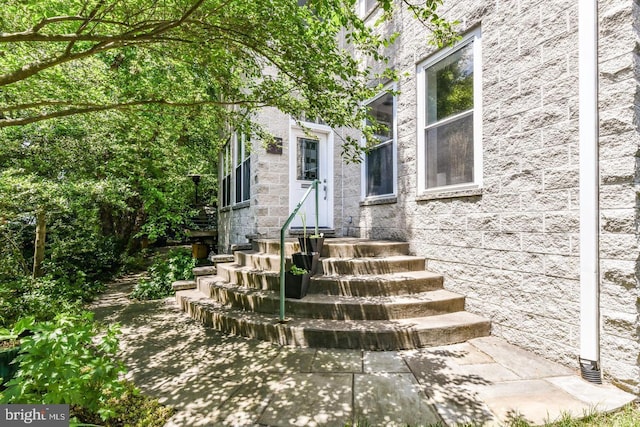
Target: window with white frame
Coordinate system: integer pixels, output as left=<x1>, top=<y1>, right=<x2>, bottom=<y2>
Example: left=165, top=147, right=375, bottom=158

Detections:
left=221, top=143, right=232, bottom=207
left=234, top=133, right=250, bottom=203
left=355, top=0, right=378, bottom=17
left=417, top=28, right=482, bottom=194
left=363, top=90, right=396, bottom=198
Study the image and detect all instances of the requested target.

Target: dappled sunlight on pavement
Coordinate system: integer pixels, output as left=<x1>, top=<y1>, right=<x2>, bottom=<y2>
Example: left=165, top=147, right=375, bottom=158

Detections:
left=92, top=279, right=636, bottom=426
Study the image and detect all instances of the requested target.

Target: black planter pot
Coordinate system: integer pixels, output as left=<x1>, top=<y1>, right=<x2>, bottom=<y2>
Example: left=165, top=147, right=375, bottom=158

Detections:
left=285, top=271, right=310, bottom=299
left=292, top=252, right=319, bottom=275
left=0, top=346, right=20, bottom=388
left=298, top=237, right=324, bottom=255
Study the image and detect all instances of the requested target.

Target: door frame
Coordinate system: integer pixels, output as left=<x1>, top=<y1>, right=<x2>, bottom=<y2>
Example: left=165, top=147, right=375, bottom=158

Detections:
left=288, top=120, right=334, bottom=230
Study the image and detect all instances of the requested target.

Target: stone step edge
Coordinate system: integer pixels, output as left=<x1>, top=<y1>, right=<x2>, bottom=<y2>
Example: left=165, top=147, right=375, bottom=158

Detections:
left=203, top=268, right=445, bottom=296
left=253, top=238, right=411, bottom=254
left=199, top=278, right=462, bottom=307
left=172, top=280, right=196, bottom=291
left=197, top=279, right=465, bottom=321
left=220, top=254, right=428, bottom=275
left=176, top=290, right=491, bottom=350
left=193, top=266, right=216, bottom=277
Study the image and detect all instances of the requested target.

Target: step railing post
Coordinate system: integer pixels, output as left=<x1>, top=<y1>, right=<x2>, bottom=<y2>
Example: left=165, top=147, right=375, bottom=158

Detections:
left=279, top=179, right=320, bottom=322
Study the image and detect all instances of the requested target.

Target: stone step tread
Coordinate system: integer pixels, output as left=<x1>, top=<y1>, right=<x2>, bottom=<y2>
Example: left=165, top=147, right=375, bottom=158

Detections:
left=202, top=268, right=444, bottom=297
left=210, top=266, right=440, bottom=280
left=193, top=266, right=216, bottom=276
left=172, top=280, right=197, bottom=291
left=321, top=255, right=424, bottom=262
left=316, top=270, right=442, bottom=281
left=214, top=263, right=280, bottom=275
left=254, top=238, right=412, bottom=258
left=200, top=278, right=462, bottom=305
left=178, top=289, right=488, bottom=333
left=255, top=238, right=409, bottom=246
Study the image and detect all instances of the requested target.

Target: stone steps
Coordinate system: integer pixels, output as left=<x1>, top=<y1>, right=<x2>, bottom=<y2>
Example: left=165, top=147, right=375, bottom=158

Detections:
left=175, top=238, right=491, bottom=350
left=254, top=237, right=412, bottom=258
left=211, top=265, right=444, bottom=296
left=177, top=288, right=491, bottom=350
left=196, top=278, right=464, bottom=320
left=310, top=271, right=444, bottom=296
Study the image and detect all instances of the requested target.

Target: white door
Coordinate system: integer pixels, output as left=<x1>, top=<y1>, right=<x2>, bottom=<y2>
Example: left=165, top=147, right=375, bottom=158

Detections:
left=289, top=127, right=333, bottom=230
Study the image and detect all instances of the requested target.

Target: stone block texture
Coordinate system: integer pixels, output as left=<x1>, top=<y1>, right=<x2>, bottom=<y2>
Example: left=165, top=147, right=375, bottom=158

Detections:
left=219, top=0, right=640, bottom=394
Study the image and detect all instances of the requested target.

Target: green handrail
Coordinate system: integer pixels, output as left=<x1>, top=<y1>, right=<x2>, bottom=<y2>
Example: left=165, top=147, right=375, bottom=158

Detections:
left=279, top=179, right=320, bottom=322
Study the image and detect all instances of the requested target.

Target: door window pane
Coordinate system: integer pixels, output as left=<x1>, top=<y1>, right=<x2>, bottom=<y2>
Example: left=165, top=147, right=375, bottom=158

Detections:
left=297, top=138, right=318, bottom=181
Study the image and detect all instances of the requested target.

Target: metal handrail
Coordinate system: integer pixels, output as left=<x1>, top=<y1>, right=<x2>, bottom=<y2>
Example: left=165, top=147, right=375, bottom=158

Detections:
left=279, top=179, right=320, bottom=322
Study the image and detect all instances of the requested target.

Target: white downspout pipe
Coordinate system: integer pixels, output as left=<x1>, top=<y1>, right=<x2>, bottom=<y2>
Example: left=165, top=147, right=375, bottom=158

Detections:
left=578, top=0, right=602, bottom=384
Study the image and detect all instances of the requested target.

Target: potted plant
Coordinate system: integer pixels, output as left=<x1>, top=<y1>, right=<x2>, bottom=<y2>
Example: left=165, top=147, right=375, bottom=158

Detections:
left=291, top=251, right=319, bottom=275
left=284, top=265, right=311, bottom=299
left=297, top=212, right=325, bottom=255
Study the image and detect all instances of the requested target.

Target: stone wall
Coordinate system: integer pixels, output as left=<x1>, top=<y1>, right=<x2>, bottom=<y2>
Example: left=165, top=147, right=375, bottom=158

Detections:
left=218, top=107, right=291, bottom=252
left=598, top=0, right=640, bottom=393
left=354, top=0, right=639, bottom=393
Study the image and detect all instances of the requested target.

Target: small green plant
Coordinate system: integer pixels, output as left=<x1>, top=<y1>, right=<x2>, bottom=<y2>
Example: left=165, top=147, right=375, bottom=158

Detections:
left=290, top=265, right=308, bottom=275
left=1, top=312, right=126, bottom=421
left=70, top=381, right=175, bottom=426
left=130, top=248, right=196, bottom=300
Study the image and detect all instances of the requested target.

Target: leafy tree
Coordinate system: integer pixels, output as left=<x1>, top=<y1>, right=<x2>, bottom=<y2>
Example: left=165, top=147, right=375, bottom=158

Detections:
left=0, top=0, right=458, bottom=287
left=0, top=0, right=456, bottom=157
left=0, top=108, right=218, bottom=284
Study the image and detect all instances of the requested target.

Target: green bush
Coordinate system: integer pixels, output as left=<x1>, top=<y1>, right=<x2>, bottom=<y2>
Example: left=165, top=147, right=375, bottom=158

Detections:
left=0, top=276, right=85, bottom=328
left=1, top=312, right=126, bottom=421
left=70, top=381, right=176, bottom=427
left=45, top=223, right=121, bottom=284
left=130, top=249, right=196, bottom=300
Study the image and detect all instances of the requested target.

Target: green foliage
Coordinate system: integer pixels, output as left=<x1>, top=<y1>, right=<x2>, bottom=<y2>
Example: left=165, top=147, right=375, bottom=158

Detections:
left=70, top=381, right=176, bottom=427
left=130, top=249, right=196, bottom=300
left=0, top=0, right=456, bottom=162
left=290, top=265, right=308, bottom=275
left=0, top=276, right=86, bottom=328
left=1, top=313, right=127, bottom=422
left=0, top=107, right=218, bottom=289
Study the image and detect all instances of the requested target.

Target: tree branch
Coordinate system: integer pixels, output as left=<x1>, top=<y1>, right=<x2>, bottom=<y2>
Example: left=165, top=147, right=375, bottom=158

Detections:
left=0, top=1, right=208, bottom=87
left=0, top=98, right=271, bottom=128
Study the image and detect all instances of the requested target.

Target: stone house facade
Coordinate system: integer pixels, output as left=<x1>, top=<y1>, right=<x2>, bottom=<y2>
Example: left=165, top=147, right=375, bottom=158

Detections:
left=217, top=0, right=640, bottom=394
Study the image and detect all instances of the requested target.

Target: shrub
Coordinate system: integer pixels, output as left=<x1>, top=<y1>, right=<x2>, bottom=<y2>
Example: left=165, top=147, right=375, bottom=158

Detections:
left=1, top=312, right=126, bottom=421
left=70, top=381, right=176, bottom=427
left=130, top=248, right=195, bottom=300
left=0, top=276, right=85, bottom=328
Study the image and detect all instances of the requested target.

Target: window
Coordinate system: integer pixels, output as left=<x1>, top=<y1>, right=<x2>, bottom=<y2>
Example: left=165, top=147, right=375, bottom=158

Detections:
left=359, top=0, right=378, bottom=16
left=221, top=143, right=231, bottom=208
left=234, top=133, right=250, bottom=203
left=297, top=137, right=319, bottom=181
left=417, top=28, right=482, bottom=194
left=363, top=90, right=396, bottom=198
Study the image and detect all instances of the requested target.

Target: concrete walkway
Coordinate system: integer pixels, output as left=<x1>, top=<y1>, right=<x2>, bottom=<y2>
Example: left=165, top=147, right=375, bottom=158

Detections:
left=92, top=278, right=635, bottom=427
